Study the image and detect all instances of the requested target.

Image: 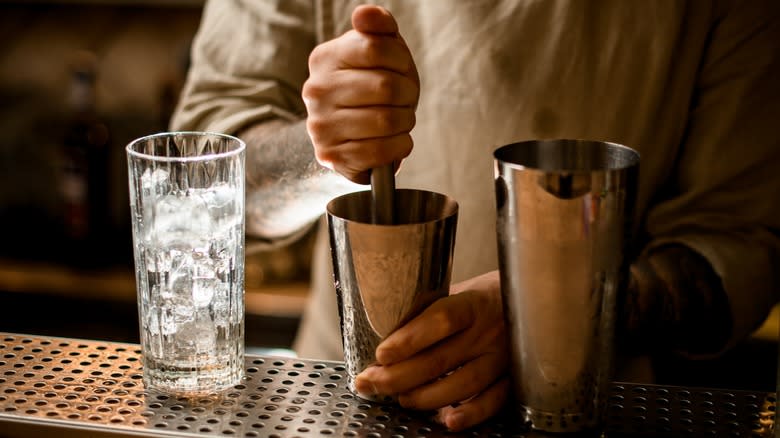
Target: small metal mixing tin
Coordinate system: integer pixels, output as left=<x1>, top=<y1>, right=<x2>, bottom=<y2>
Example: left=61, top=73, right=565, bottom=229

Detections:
left=0, top=333, right=775, bottom=437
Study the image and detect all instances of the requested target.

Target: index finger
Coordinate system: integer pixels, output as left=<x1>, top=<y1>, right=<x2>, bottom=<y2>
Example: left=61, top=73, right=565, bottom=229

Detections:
left=340, top=31, right=413, bottom=74
left=309, top=31, right=412, bottom=75
left=375, top=293, right=474, bottom=365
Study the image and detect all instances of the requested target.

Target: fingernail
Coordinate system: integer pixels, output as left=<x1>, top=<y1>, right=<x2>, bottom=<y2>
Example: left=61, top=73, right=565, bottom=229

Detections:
left=445, top=412, right=465, bottom=431
left=354, top=370, right=379, bottom=396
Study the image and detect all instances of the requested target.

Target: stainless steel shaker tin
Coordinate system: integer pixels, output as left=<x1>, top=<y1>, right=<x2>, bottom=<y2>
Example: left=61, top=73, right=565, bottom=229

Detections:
left=326, top=189, right=458, bottom=402
left=494, top=139, right=639, bottom=433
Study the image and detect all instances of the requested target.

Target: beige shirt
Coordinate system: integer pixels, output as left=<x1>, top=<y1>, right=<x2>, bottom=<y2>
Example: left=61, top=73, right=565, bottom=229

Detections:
left=172, top=0, right=780, bottom=361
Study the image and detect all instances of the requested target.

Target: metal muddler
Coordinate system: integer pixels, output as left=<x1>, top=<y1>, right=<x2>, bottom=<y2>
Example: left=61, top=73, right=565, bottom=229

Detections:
left=370, top=164, right=396, bottom=225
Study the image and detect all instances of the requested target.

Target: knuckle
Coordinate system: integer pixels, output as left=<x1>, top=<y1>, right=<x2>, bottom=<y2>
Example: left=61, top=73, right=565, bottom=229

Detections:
left=305, top=117, right=327, bottom=141
left=434, top=315, right=456, bottom=338
left=307, top=44, right=329, bottom=70
left=395, top=110, right=415, bottom=134
left=360, top=36, right=383, bottom=62
left=430, top=306, right=456, bottom=335
left=333, top=162, right=367, bottom=185
left=407, top=110, right=417, bottom=130
left=398, top=133, right=414, bottom=158
left=373, top=108, right=398, bottom=134
left=301, top=79, right=326, bottom=103
left=373, top=74, right=397, bottom=102
left=313, top=147, right=335, bottom=166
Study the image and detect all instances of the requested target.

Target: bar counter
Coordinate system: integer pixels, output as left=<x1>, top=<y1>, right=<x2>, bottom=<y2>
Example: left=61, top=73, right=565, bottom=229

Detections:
left=0, top=332, right=775, bottom=437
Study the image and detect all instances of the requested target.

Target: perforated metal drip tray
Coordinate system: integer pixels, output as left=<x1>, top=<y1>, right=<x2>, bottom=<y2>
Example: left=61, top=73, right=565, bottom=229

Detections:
left=0, top=333, right=775, bottom=438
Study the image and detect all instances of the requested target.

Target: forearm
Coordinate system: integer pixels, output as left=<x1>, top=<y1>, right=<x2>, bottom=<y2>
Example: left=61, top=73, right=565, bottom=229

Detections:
left=623, top=1, right=780, bottom=357
left=241, top=119, right=314, bottom=191
left=619, top=244, right=732, bottom=356
left=239, top=119, right=360, bottom=241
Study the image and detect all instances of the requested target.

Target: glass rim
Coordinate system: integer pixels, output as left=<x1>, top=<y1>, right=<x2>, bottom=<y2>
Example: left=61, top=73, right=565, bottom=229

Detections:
left=126, top=131, right=246, bottom=163
left=493, top=139, right=640, bottom=172
left=326, top=188, right=459, bottom=225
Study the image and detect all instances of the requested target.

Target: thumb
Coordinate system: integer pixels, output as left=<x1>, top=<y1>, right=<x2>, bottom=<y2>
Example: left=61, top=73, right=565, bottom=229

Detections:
left=351, top=4, right=398, bottom=36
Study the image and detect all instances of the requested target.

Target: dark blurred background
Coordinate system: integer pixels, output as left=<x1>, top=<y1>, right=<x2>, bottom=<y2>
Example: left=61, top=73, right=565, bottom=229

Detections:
left=0, top=0, right=313, bottom=356
left=0, top=0, right=776, bottom=392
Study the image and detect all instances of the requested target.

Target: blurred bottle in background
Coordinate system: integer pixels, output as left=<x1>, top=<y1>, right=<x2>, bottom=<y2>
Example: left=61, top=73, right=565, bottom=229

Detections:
left=57, top=50, right=111, bottom=267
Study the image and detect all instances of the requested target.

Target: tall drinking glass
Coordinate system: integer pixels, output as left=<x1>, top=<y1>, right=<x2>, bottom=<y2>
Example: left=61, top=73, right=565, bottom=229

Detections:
left=126, top=132, right=246, bottom=394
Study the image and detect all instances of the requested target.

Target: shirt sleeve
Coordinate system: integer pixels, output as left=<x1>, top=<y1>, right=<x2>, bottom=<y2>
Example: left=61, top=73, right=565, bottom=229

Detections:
left=642, top=0, right=780, bottom=352
left=169, top=0, right=316, bottom=134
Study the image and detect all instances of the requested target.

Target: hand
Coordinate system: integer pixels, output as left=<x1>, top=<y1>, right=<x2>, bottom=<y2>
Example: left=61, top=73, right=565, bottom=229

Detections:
left=302, top=5, right=420, bottom=184
left=618, top=244, right=732, bottom=356
left=354, top=271, right=510, bottom=432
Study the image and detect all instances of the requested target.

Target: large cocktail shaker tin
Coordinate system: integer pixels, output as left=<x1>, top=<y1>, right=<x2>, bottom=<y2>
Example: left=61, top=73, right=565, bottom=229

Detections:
left=494, top=139, right=639, bottom=433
